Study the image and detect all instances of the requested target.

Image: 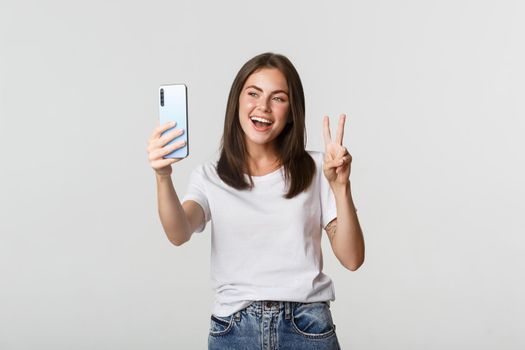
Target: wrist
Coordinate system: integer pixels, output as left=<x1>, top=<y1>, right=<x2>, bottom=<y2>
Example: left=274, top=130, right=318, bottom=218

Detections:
left=330, top=181, right=351, bottom=194
left=155, top=172, right=172, bottom=181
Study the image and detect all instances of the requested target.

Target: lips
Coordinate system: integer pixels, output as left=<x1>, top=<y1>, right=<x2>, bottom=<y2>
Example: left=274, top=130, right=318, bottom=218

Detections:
left=250, top=117, right=273, bottom=132
left=250, top=115, right=274, bottom=124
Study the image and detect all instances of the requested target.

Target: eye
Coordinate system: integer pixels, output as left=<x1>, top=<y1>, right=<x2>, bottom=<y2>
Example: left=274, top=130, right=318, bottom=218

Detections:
left=248, top=92, right=258, bottom=97
left=273, top=96, right=286, bottom=102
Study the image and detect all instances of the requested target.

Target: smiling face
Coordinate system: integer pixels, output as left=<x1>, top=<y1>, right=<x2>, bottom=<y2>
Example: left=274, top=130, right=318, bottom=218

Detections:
left=238, top=67, right=290, bottom=153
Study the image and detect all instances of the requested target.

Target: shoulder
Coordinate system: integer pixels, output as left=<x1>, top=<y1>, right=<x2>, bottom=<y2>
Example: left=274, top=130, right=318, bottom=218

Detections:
left=306, top=149, right=325, bottom=168
left=190, top=159, right=221, bottom=181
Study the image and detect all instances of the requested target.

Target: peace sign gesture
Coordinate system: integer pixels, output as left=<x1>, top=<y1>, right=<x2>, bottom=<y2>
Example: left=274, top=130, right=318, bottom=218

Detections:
left=323, top=114, right=352, bottom=186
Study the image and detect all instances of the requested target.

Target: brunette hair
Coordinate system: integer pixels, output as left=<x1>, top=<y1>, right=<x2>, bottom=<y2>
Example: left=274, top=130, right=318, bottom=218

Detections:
left=216, top=52, right=315, bottom=199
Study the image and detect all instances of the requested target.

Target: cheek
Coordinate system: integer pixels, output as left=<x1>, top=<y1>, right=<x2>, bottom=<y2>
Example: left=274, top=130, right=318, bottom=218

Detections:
left=275, top=104, right=290, bottom=118
left=239, top=98, right=255, bottom=112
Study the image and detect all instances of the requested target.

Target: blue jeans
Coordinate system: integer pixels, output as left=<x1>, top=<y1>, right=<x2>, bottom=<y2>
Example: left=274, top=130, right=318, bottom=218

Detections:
left=208, top=301, right=341, bottom=350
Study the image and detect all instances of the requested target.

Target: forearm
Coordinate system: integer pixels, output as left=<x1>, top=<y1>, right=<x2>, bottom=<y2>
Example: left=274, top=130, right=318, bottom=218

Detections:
left=330, top=182, right=365, bottom=270
left=155, top=173, right=191, bottom=245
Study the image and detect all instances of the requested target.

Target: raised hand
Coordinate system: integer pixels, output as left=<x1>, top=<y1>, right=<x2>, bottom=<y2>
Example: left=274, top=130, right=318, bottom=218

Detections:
left=322, top=114, right=352, bottom=186
left=147, top=121, right=186, bottom=176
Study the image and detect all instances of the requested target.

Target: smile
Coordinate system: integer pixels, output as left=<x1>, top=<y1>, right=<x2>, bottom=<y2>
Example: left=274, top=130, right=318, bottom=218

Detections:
left=250, top=116, right=273, bottom=132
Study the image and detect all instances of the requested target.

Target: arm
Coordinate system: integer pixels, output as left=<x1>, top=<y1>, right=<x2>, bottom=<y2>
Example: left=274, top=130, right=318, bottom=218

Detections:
left=324, top=182, right=365, bottom=271
left=155, top=173, right=205, bottom=246
left=321, top=114, right=364, bottom=271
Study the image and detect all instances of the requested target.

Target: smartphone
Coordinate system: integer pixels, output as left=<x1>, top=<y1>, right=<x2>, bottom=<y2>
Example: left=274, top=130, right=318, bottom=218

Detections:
left=159, top=83, right=188, bottom=158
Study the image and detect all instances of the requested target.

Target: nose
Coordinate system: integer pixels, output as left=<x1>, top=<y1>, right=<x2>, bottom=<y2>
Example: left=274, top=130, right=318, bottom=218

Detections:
left=257, top=96, right=271, bottom=112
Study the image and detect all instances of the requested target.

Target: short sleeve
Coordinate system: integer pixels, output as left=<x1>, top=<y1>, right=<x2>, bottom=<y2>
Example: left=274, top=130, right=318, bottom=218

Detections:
left=181, top=165, right=211, bottom=233
left=319, top=152, right=338, bottom=229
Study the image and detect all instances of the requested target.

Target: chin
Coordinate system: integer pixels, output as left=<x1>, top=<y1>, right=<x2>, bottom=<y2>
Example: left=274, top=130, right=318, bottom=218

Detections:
left=246, top=134, right=274, bottom=144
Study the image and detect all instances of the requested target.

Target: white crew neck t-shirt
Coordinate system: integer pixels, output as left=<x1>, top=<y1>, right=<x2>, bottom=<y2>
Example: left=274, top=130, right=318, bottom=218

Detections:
left=182, top=150, right=338, bottom=317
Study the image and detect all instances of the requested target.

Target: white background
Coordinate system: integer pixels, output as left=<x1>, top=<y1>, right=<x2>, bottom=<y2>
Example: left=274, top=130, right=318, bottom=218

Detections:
left=1, top=0, right=524, bottom=349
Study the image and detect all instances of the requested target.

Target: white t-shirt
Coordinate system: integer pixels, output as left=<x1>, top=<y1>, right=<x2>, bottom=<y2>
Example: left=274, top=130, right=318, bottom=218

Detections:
left=182, top=150, right=338, bottom=317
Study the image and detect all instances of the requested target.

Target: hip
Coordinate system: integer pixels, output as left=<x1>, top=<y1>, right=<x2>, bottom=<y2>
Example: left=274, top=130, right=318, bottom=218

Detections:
left=208, top=300, right=341, bottom=350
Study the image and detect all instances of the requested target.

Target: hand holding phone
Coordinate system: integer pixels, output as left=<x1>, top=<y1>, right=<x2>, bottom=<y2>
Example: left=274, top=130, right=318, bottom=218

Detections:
left=147, top=121, right=186, bottom=176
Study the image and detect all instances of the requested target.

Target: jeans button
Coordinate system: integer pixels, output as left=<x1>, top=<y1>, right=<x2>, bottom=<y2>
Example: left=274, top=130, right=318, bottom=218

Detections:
left=265, top=301, right=272, bottom=308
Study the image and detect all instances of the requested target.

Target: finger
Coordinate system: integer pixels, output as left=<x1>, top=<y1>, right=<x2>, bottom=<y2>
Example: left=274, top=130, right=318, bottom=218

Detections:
left=323, top=116, right=332, bottom=147
left=152, top=157, right=179, bottom=169
left=156, top=128, right=185, bottom=148
left=149, top=121, right=174, bottom=142
left=151, top=139, right=186, bottom=160
left=325, top=157, right=343, bottom=170
left=164, top=140, right=186, bottom=156
left=335, top=114, right=346, bottom=145
left=336, top=146, right=348, bottom=158
left=147, top=128, right=180, bottom=152
left=150, top=121, right=176, bottom=141
left=332, top=153, right=351, bottom=168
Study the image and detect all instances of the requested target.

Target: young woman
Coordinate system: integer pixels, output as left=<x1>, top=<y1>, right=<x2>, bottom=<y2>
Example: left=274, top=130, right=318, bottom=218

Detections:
left=147, top=52, right=364, bottom=350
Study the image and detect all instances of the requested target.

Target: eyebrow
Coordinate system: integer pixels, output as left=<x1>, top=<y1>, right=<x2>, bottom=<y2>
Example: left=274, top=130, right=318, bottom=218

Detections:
left=245, top=85, right=289, bottom=96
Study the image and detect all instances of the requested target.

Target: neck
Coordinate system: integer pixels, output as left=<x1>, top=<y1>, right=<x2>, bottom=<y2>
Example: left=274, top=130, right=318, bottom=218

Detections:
left=244, top=140, right=281, bottom=173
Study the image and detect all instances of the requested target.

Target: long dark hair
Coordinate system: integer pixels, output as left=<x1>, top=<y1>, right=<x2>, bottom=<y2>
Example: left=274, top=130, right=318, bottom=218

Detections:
left=216, top=52, right=315, bottom=199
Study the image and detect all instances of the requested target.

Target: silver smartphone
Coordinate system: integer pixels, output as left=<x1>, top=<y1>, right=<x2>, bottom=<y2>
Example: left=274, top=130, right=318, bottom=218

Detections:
left=159, top=83, right=189, bottom=158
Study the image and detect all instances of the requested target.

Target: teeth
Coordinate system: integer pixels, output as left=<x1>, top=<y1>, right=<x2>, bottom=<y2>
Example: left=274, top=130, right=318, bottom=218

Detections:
left=250, top=116, right=273, bottom=124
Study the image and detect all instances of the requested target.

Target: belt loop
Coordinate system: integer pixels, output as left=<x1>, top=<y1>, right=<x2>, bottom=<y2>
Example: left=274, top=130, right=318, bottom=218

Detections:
left=285, top=302, right=291, bottom=320
left=234, top=311, right=241, bottom=322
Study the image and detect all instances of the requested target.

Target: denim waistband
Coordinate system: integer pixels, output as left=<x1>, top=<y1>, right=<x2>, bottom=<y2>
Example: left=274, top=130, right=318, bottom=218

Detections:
left=235, top=300, right=331, bottom=320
